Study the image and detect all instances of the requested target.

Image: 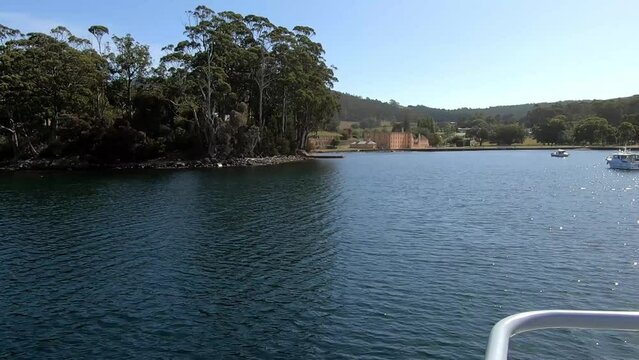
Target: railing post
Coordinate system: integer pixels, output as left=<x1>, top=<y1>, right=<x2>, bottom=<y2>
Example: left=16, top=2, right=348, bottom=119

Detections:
left=485, top=310, right=639, bottom=360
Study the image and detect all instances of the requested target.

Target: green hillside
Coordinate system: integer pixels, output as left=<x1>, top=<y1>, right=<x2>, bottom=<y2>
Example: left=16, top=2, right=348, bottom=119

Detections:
left=336, top=91, right=639, bottom=127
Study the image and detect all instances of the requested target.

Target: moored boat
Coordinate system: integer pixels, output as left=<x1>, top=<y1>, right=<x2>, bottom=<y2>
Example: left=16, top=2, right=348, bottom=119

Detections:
left=606, top=147, right=639, bottom=170
left=551, top=149, right=569, bottom=157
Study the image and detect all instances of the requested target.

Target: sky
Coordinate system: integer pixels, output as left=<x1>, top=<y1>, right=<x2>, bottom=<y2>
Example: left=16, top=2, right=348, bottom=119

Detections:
left=1, top=0, right=638, bottom=109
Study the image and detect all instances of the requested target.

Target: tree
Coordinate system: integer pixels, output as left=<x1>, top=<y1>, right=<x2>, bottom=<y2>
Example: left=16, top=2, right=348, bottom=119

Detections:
left=392, top=119, right=410, bottom=132
left=245, top=15, right=275, bottom=130
left=111, top=34, right=151, bottom=119
left=592, top=100, right=622, bottom=125
left=532, top=115, right=568, bottom=144
left=617, top=122, right=635, bottom=145
left=283, top=26, right=338, bottom=149
left=359, top=117, right=380, bottom=129
left=490, top=124, right=525, bottom=145
left=19, top=32, right=99, bottom=140
left=88, top=25, right=109, bottom=55
left=0, top=24, right=22, bottom=45
left=161, top=6, right=244, bottom=157
left=0, top=25, right=23, bottom=157
left=415, top=116, right=435, bottom=135
left=0, top=28, right=105, bottom=159
left=523, top=104, right=563, bottom=127
left=88, top=25, right=110, bottom=122
left=573, top=116, right=612, bottom=145
left=466, top=119, right=491, bottom=146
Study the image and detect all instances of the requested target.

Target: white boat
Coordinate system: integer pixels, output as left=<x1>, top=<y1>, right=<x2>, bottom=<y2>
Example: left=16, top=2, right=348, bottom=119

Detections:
left=606, top=147, right=639, bottom=170
left=550, top=149, right=569, bottom=157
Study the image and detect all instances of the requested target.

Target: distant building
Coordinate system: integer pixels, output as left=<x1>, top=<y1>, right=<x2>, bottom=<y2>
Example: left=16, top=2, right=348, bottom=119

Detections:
left=349, top=140, right=377, bottom=150
left=370, top=132, right=430, bottom=150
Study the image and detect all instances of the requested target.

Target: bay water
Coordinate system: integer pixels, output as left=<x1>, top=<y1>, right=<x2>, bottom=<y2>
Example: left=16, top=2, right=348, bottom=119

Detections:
left=1, top=150, right=638, bottom=359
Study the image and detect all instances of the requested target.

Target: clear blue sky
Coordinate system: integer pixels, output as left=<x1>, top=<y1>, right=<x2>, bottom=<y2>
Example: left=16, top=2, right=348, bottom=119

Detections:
left=1, top=0, right=638, bottom=109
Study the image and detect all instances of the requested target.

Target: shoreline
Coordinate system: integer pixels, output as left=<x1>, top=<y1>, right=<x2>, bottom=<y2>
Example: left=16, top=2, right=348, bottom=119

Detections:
left=315, top=145, right=636, bottom=153
left=0, top=155, right=308, bottom=172
left=2, top=146, right=629, bottom=171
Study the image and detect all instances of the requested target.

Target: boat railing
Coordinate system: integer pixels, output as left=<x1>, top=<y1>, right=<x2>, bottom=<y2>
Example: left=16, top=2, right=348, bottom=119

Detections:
left=485, top=310, right=639, bottom=360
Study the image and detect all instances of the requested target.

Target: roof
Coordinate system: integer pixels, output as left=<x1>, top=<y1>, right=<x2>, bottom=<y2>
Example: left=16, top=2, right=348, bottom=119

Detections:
left=351, top=140, right=376, bottom=145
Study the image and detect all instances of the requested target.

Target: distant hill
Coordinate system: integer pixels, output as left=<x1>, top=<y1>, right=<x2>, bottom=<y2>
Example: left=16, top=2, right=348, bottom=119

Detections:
left=335, top=91, right=639, bottom=126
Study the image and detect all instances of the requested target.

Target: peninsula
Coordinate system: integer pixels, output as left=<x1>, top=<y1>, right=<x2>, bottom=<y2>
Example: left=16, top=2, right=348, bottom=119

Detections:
left=0, top=7, right=337, bottom=169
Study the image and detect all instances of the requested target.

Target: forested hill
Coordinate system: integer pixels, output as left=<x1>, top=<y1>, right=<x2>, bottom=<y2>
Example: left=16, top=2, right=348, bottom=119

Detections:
left=336, top=92, right=535, bottom=124
left=336, top=91, right=639, bottom=125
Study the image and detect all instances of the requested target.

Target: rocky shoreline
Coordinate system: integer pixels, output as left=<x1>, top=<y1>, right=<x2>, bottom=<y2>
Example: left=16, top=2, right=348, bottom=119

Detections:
left=0, top=155, right=308, bottom=171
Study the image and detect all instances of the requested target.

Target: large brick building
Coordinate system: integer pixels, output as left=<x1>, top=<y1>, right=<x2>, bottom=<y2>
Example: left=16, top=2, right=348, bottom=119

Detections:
left=370, top=132, right=429, bottom=150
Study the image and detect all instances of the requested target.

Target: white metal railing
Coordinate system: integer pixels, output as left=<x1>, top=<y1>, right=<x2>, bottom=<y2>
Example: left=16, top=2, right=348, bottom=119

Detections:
left=485, top=310, right=639, bottom=360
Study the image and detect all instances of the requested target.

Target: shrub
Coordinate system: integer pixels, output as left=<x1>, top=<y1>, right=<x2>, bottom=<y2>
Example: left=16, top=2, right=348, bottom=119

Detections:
left=91, top=126, right=146, bottom=163
left=276, top=137, right=291, bottom=155
left=39, top=140, right=63, bottom=158
left=447, top=135, right=464, bottom=146
left=0, top=137, right=13, bottom=160
left=136, top=137, right=166, bottom=161
left=427, top=133, right=442, bottom=147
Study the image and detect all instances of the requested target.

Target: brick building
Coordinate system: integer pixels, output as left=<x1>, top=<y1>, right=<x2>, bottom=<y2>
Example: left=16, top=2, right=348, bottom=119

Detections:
left=370, top=132, right=429, bottom=150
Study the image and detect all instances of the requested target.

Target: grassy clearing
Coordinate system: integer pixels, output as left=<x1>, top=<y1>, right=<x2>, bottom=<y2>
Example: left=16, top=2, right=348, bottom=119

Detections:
left=311, top=130, right=342, bottom=138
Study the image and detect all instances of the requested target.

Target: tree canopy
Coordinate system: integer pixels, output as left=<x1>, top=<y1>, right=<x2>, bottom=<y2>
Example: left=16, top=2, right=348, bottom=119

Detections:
left=0, top=7, right=338, bottom=162
left=573, top=117, right=614, bottom=145
left=490, top=124, right=526, bottom=145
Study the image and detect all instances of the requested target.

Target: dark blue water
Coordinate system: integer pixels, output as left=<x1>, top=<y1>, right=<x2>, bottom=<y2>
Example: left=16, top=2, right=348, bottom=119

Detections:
left=1, top=150, right=639, bottom=359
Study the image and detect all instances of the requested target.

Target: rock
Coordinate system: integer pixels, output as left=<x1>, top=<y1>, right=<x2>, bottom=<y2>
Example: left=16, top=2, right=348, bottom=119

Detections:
left=0, top=155, right=307, bottom=172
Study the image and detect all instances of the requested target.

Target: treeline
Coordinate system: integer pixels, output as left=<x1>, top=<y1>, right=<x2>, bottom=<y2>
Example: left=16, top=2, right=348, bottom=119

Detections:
left=454, top=96, right=639, bottom=146
left=337, top=92, right=639, bottom=144
left=0, top=6, right=338, bottom=162
left=524, top=97, right=639, bottom=145
left=337, top=92, right=530, bottom=126
left=341, top=92, right=639, bottom=146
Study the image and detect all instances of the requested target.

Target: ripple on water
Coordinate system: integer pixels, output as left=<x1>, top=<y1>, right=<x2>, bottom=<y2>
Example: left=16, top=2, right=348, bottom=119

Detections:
left=1, top=152, right=639, bottom=359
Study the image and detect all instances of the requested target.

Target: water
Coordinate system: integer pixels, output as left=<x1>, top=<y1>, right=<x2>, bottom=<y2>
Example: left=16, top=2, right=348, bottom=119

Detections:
left=1, top=150, right=639, bottom=359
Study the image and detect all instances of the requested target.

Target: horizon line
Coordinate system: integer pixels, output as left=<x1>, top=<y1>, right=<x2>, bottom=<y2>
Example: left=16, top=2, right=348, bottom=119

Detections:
left=335, top=90, right=639, bottom=111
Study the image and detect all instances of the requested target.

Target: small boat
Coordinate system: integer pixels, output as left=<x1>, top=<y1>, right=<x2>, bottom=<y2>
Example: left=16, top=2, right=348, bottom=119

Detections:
left=550, top=149, right=569, bottom=157
left=606, top=147, right=639, bottom=170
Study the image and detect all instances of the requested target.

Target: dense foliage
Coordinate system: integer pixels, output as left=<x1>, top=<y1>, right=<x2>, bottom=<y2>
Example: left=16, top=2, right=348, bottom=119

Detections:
left=525, top=99, right=639, bottom=145
left=339, top=92, right=639, bottom=146
left=337, top=92, right=528, bottom=125
left=0, top=7, right=338, bottom=162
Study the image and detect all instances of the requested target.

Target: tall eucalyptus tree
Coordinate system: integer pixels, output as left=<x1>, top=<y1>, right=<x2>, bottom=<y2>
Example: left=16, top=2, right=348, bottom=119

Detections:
left=111, top=34, right=151, bottom=119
